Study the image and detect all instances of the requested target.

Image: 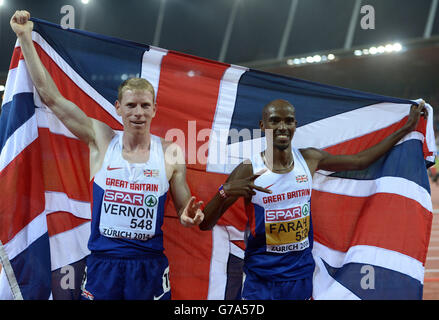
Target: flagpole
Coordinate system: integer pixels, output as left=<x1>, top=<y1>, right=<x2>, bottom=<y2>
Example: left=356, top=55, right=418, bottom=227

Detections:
left=153, top=0, right=167, bottom=47
left=219, top=0, right=240, bottom=63
left=0, top=241, right=24, bottom=300
left=344, top=0, right=362, bottom=50
left=424, top=0, right=438, bottom=39
left=277, top=0, right=299, bottom=60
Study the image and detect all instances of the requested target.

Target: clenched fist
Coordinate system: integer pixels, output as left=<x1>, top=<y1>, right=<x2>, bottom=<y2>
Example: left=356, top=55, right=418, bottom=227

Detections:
left=10, top=10, right=34, bottom=37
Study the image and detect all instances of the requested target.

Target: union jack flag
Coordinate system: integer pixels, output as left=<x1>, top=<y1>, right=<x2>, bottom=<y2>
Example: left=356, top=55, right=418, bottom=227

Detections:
left=144, top=169, right=159, bottom=178
left=0, top=18, right=435, bottom=300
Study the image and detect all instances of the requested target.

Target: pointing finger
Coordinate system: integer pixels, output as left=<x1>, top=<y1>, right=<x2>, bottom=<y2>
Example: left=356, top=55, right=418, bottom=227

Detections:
left=250, top=184, right=272, bottom=194
left=249, top=169, right=267, bottom=181
left=185, top=196, right=195, bottom=209
left=193, top=210, right=204, bottom=225
left=180, top=215, right=193, bottom=227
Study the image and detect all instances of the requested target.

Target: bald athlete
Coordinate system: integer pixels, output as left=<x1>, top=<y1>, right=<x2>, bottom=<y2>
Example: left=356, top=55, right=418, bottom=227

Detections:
left=200, top=98, right=427, bottom=300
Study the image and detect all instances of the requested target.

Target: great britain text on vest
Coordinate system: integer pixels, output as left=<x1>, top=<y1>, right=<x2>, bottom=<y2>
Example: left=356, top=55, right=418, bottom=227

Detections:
left=106, top=178, right=159, bottom=192
left=262, top=188, right=310, bottom=204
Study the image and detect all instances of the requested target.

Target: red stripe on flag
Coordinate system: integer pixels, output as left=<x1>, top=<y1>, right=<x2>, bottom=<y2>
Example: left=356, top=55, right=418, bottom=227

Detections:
left=231, top=240, right=246, bottom=251
left=0, top=139, right=45, bottom=244
left=38, top=128, right=91, bottom=202
left=9, top=46, right=23, bottom=70
left=47, top=211, right=90, bottom=237
left=163, top=169, right=226, bottom=299
left=152, top=51, right=229, bottom=171
left=163, top=217, right=212, bottom=300
left=312, top=190, right=432, bottom=263
left=324, top=116, right=427, bottom=155
left=33, top=42, right=123, bottom=130
left=244, top=201, right=257, bottom=237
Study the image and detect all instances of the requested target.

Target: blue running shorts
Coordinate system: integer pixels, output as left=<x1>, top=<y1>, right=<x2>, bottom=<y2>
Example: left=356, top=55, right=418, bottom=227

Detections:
left=241, top=271, right=312, bottom=300
left=81, top=253, right=171, bottom=300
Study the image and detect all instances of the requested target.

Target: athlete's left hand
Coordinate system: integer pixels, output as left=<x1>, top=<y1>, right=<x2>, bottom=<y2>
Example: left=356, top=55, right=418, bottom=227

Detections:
left=180, top=196, right=204, bottom=227
left=404, top=100, right=428, bottom=132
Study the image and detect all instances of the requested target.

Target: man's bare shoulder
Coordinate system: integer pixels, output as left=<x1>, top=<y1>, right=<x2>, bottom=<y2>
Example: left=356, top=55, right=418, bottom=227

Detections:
left=227, top=159, right=254, bottom=181
left=90, top=118, right=115, bottom=150
left=161, top=138, right=183, bottom=155
left=299, top=147, right=328, bottom=161
left=88, top=119, right=115, bottom=179
left=161, top=138, right=176, bottom=148
left=160, top=138, right=185, bottom=168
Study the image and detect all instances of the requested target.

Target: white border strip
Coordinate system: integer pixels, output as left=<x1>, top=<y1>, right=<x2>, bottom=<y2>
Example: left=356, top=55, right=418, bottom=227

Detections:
left=0, top=60, right=39, bottom=172
left=45, top=191, right=91, bottom=220
left=312, top=252, right=361, bottom=300
left=226, top=225, right=245, bottom=259
left=0, top=113, right=38, bottom=173
left=313, top=241, right=425, bottom=283
left=140, top=46, right=168, bottom=102
left=3, top=190, right=91, bottom=262
left=207, top=225, right=230, bottom=300
left=2, top=60, right=34, bottom=106
left=313, top=174, right=433, bottom=212
left=30, top=32, right=122, bottom=124
left=35, top=108, right=78, bottom=139
left=49, top=222, right=90, bottom=271
left=293, top=102, right=410, bottom=150
left=413, top=99, right=437, bottom=162
left=2, top=211, right=48, bottom=262
left=206, top=65, right=248, bottom=174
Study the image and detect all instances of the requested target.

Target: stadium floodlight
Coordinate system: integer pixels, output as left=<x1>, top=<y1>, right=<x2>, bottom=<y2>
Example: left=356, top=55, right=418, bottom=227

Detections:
left=359, top=43, right=403, bottom=56
left=392, top=43, right=402, bottom=52
left=81, top=0, right=90, bottom=4
left=354, top=42, right=403, bottom=58
left=313, top=55, right=322, bottom=63
left=385, top=44, right=394, bottom=52
left=287, top=53, right=335, bottom=66
left=0, top=0, right=4, bottom=7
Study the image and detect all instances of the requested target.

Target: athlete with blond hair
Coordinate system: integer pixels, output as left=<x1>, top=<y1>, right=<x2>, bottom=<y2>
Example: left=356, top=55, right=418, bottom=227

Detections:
left=11, top=10, right=204, bottom=300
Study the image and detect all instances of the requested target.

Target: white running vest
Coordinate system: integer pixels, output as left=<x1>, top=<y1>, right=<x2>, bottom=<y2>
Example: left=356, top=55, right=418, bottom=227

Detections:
left=93, top=132, right=169, bottom=242
left=247, top=147, right=313, bottom=254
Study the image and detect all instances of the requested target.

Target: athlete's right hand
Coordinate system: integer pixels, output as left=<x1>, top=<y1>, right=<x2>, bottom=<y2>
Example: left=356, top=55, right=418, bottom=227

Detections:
left=10, top=10, right=34, bottom=37
left=222, top=169, right=272, bottom=198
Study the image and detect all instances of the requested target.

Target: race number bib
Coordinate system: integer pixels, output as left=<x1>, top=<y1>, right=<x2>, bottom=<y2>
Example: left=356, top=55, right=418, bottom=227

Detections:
left=264, top=203, right=310, bottom=253
left=99, top=189, right=159, bottom=241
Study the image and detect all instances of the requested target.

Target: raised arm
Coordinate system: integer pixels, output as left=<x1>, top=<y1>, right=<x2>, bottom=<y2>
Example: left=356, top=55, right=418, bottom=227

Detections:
left=199, top=162, right=270, bottom=231
left=301, top=102, right=428, bottom=174
left=10, top=10, right=111, bottom=148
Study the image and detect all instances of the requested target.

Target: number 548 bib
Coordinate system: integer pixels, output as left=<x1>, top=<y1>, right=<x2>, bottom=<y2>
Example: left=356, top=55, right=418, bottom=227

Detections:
left=99, top=188, right=159, bottom=241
